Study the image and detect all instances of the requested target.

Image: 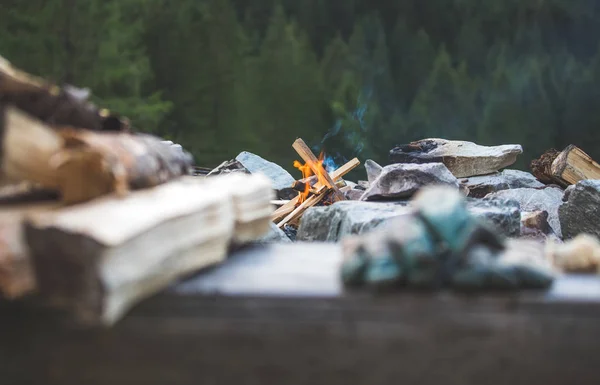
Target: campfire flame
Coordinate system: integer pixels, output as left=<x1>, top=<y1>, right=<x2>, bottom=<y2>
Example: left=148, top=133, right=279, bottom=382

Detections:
left=293, top=151, right=329, bottom=203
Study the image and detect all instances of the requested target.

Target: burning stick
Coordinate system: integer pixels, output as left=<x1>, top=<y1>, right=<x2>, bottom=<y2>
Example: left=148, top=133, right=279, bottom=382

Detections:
left=274, top=156, right=360, bottom=227
left=292, top=138, right=345, bottom=202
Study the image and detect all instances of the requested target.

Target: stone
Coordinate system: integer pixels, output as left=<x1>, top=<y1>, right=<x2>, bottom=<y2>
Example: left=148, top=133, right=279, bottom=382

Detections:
left=208, top=152, right=297, bottom=200
left=486, top=187, right=564, bottom=238
left=235, top=151, right=296, bottom=192
left=520, top=211, right=556, bottom=241
left=345, top=189, right=365, bottom=201
left=389, top=138, right=523, bottom=178
left=282, top=224, right=298, bottom=241
left=360, top=162, right=459, bottom=201
left=296, top=201, right=412, bottom=242
left=357, top=181, right=369, bottom=190
left=208, top=159, right=249, bottom=176
left=340, top=186, right=555, bottom=291
left=297, top=196, right=520, bottom=242
left=558, top=180, right=600, bottom=240
left=461, top=169, right=544, bottom=198
left=364, top=159, right=383, bottom=184
left=467, top=197, right=521, bottom=237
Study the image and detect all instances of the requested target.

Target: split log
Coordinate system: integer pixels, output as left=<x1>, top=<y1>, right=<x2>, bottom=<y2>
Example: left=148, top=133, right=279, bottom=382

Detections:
left=277, top=193, right=327, bottom=228
left=292, top=138, right=344, bottom=201
left=24, top=178, right=236, bottom=326
left=551, top=145, right=600, bottom=185
left=531, top=145, right=600, bottom=187
left=0, top=202, right=60, bottom=299
left=1, top=106, right=193, bottom=203
left=530, top=148, right=562, bottom=185
left=0, top=55, right=128, bottom=131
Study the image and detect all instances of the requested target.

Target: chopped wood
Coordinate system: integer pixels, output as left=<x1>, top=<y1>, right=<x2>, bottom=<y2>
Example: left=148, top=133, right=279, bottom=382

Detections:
left=270, top=200, right=289, bottom=206
left=272, top=198, right=298, bottom=222
left=0, top=104, right=65, bottom=188
left=531, top=145, right=600, bottom=187
left=552, top=145, right=600, bottom=185
left=0, top=55, right=128, bottom=132
left=276, top=192, right=327, bottom=228
left=292, top=138, right=344, bottom=201
left=24, top=174, right=273, bottom=326
left=0, top=202, right=61, bottom=299
left=530, top=148, right=562, bottom=185
left=330, top=158, right=361, bottom=179
left=292, top=180, right=309, bottom=193
left=1, top=106, right=193, bottom=204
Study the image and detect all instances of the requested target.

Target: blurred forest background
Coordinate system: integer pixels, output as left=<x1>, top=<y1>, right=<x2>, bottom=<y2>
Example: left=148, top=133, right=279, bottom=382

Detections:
left=2, top=0, right=600, bottom=176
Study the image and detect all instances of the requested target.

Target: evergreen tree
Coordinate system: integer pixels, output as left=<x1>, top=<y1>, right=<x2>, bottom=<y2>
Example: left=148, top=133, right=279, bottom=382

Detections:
left=389, top=22, right=437, bottom=110
left=250, top=4, right=328, bottom=171
left=409, top=46, right=478, bottom=141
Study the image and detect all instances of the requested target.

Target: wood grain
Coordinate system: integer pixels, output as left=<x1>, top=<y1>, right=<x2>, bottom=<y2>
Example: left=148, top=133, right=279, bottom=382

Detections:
left=2, top=243, right=600, bottom=385
left=551, top=145, right=600, bottom=185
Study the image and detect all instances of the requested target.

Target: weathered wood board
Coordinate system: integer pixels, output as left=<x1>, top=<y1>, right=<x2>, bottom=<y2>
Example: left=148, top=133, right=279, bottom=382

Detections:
left=2, top=242, right=600, bottom=385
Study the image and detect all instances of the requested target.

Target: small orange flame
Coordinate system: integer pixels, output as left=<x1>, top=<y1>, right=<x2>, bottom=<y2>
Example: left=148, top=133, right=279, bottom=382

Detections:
left=293, top=151, right=329, bottom=203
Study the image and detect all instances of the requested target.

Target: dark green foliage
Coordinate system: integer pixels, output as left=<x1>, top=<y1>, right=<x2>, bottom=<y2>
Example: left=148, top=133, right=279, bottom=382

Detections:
left=3, top=0, right=600, bottom=176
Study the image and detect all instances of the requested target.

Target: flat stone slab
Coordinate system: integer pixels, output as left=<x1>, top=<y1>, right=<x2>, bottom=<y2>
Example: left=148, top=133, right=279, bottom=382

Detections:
left=360, top=162, right=459, bottom=201
left=235, top=151, right=296, bottom=192
left=390, top=138, right=523, bottom=178
left=461, top=169, right=544, bottom=198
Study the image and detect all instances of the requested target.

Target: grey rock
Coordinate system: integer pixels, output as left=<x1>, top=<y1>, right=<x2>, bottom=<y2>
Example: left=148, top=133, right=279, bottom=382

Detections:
left=282, top=224, right=298, bottom=241
left=297, top=201, right=412, bottom=242
left=345, top=189, right=365, bottom=201
left=235, top=151, right=296, bottom=191
left=467, top=197, right=521, bottom=237
left=357, top=181, right=369, bottom=190
left=344, top=181, right=357, bottom=189
left=208, top=159, right=249, bottom=176
left=365, top=159, right=383, bottom=184
left=361, top=162, right=459, bottom=201
left=487, top=187, right=564, bottom=238
left=297, top=197, right=520, bottom=242
left=559, top=180, right=600, bottom=239
left=520, top=210, right=556, bottom=241
left=390, top=138, right=523, bottom=178
left=461, top=169, right=544, bottom=198
left=562, top=184, right=576, bottom=202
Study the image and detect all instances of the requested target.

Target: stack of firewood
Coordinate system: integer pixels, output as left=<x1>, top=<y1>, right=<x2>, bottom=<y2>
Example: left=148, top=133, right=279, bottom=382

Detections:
left=0, top=55, right=274, bottom=326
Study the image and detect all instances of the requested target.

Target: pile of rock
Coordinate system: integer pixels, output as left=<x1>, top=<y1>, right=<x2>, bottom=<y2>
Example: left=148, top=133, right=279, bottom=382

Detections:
left=206, top=138, right=600, bottom=274
left=298, top=138, right=563, bottom=243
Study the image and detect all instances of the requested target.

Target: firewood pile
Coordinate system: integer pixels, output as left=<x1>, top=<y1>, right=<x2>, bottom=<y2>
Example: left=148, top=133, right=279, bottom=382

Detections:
left=0, top=55, right=274, bottom=325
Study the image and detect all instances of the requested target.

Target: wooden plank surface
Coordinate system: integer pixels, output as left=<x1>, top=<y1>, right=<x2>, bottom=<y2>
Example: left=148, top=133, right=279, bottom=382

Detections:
left=2, top=242, right=600, bottom=385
